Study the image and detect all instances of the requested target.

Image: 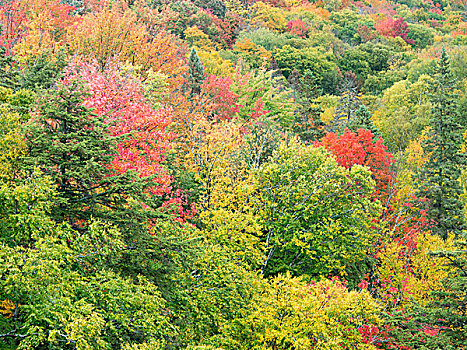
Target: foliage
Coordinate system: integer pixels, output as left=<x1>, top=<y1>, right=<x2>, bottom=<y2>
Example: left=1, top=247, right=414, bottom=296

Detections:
left=184, top=47, right=206, bottom=97
left=257, top=140, right=382, bottom=279
left=316, top=128, right=394, bottom=199
left=223, top=273, right=381, bottom=350
left=252, top=1, right=287, bottom=31
left=273, top=45, right=339, bottom=94
left=421, top=49, right=466, bottom=239
left=0, top=220, right=174, bottom=349
left=0, top=0, right=466, bottom=347
left=374, top=75, right=432, bottom=152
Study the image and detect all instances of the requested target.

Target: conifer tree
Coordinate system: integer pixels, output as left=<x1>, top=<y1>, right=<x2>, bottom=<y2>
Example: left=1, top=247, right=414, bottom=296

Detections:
left=347, top=104, right=381, bottom=139
left=384, top=234, right=467, bottom=349
left=0, top=47, right=18, bottom=89
left=331, top=71, right=361, bottom=133
left=292, top=69, right=325, bottom=142
left=23, top=76, right=143, bottom=228
left=183, top=47, right=205, bottom=97
left=19, top=51, right=67, bottom=91
left=287, top=68, right=300, bottom=96
left=421, top=48, right=466, bottom=240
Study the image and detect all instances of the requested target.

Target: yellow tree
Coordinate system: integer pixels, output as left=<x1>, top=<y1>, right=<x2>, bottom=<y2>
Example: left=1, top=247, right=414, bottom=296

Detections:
left=223, top=273, right=381, bottom=350
left=68, top=4, right=147, bottom=70
left=12, top=0, right=77, bottom=65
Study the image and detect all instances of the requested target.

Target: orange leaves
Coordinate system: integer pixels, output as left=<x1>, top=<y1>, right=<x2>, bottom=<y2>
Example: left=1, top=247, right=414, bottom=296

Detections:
left=316, top=128, right=394, bottom=198
left=68, top=2, right=187, bottom=78
left=3, top=0, right=77, bottom=62
left=68, top=5, right=146, bottom=70
left=0, top=299, right=16, bottom=318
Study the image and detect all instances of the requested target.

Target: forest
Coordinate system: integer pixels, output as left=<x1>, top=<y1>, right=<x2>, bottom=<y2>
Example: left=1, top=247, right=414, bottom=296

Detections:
left=0, top=0, right=466, bottom=348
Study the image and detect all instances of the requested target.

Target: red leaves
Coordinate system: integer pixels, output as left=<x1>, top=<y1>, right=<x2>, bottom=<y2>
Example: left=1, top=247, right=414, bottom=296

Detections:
left=315, top=128, right=394, bottom=199
left=0, top=0, right=26, bottom=55
left=201, top=75, right=239, bottom=120
left=287, top=19, right=309, bottom=38
left=66, top=61, right=175, bottom=196
left=375, top=17, right=414, bottom=45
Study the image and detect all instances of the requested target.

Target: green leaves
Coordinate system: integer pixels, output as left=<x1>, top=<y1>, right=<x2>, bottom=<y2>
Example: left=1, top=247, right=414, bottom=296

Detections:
left=257, top=140, right=382, bottom=278
left=0, top=222, right=173, bottom=349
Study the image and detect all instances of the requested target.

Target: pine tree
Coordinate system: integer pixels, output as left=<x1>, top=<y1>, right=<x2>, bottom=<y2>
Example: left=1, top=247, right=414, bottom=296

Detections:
left=0, top=47, right=19, bottom=90
left=292, top=69, right=325, bottom=142
left=331, top=71, right=361, bottom=133
left=287, top=68, right=300, bottom=97
left=19, top=51, right=67, bottom=91
left=347, top=104, right=381, bottom=139
left=421, top=48, right=466, bottom=240
left=183, top=47, right=206, bottom=97
left=23, top=76, right=144, bottom=228
left=384, top=233, right=467, bottom=349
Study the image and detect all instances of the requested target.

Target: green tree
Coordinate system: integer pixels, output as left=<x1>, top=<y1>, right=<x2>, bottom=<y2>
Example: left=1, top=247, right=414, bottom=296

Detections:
left=421, top=49, right=466, bottom=239
left=273, top=45, right=339, bottom=94
left=292, top=70, right=325, bottom=142
left=22, top=76, right=140, bottom=228
left=0, top=219, right=174, bottom=349
left=257, top=139, right=382, bottom=279
left=183, top=47, right=206, bottom=97
left=347, top=104, right=381, bottom=138
left=0, top=47, right=19, bottom=90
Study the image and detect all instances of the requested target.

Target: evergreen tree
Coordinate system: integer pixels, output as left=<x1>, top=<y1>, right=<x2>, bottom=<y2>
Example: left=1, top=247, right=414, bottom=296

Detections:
left=0, top=47, right=19, bottom=90
left=183, top=47, right=205, bottom=97
left=287, top=68, right=300, bottom=97
left=292, top=69, right=325, bottom=142
left=19, top=51, right=67, bottom=91
left=347, top=104, right=381, bottom=139
left=331, top=71, right=362, bottom=133
left=384, top=234, right=467, bottom=349
left=421, top=48, right=466, bottom=240
left=22, top=76, right=143, bottom=228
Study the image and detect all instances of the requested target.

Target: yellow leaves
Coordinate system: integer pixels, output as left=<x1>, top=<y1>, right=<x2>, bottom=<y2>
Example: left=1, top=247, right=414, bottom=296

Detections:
left=0, top=105, right=26, bottom=181
left=251, top=1, right=287, bottom=32
left=68, top=6, right=147, bottom=70
left=200, top=205, right=265, bottom=267
left=0, top=299, right=15, bottom=318
left=376, top=233, right=456, bottom=310
left=12, top=0, right=77, bottom=65
left=184, top=26, right=216, bottom=51
left=227, top=273, right=380, bottom=350
left=374, top=75, right=432, bottom=150
left=405, top=128, right=431, bottom=169
left=284, top=0, right=304, bottom=7
left=197, top=49, right=235, bottom=77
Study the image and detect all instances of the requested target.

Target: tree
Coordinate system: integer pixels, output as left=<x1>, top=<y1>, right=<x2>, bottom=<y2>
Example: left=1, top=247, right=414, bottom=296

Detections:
left=0, top=47, right=19, bottom=89
left=347, top=105, right=381, bottom=139
left=183, top=47, right=206, bottom=97
left=421, top=48, right=466, bottom=240
left=331, top=71, right=362, bottom=133
left=381, top=233, right=467, bottom=349
left=223, top=273, right=381, bottom=350
left=273, top=45, right=339, bottom=94
left=373, top=75, right=432, bottom=153
left=68, top=4, right=147, bottom=70
left=0, top=219, right=174, bottom=349
left=257, top=140, right=382, bottom=279
left=316, top=128, right=394, bottom=200
left=292, top=69, right=325, bottom=142
left=22, top=70, right=141, bottom=228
